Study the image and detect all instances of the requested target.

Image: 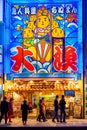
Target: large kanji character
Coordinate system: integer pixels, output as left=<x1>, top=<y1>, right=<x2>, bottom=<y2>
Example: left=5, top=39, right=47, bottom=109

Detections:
left=62, top=46, right=77, bottom=72
left=11, top=46, right=34, bottom=72
left=53, top=46, right=78, bottom=72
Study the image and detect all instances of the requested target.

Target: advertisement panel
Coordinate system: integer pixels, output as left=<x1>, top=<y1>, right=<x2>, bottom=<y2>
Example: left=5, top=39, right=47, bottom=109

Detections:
left=3, top=0, right=82, bottom=79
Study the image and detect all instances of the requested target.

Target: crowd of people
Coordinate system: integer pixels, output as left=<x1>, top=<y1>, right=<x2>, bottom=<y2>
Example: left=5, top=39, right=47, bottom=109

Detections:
left=0, top=95, right=66, bottom=125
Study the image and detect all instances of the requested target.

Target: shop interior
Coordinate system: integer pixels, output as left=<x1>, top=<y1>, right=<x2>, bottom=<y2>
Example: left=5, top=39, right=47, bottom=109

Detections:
left=4, top=78, right=83, bottom=119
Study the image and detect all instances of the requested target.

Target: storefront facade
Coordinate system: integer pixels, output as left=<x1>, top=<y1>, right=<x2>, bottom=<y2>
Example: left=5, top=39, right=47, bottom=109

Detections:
left=0, top=0, right=85, bottom=119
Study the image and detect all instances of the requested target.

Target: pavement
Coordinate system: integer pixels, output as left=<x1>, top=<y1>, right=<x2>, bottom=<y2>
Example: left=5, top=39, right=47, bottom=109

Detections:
left=0, top=118, right=87, bottom=127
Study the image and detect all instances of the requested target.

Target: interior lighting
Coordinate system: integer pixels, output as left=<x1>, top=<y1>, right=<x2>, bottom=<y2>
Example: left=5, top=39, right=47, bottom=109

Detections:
left=51, top=93, right=54, bottom=96
left=29, top=80, right=33, bottom=85
left=39, top=92, right=42, bottom=95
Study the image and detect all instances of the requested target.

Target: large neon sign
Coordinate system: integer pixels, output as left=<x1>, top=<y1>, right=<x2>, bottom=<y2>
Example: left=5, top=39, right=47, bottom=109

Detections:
left=3, top=0, right=82, bottom=77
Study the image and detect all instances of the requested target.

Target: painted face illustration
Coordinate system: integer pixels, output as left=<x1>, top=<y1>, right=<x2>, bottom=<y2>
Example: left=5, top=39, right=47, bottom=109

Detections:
left=52, top=27, right=64, bottom=38
left=22, top=28, right=34, bottom=38
left=27, top=21, right=36, bottom=30
left=37, top=15, right=50, bottom=28
left=30, top=15, right=36, bottom=21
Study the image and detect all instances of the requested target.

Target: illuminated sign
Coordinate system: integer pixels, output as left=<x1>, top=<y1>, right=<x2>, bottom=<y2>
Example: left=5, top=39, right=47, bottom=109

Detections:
left=4, top=0, right=82, bottom=78
left=7, top=84, right=80, bottom=91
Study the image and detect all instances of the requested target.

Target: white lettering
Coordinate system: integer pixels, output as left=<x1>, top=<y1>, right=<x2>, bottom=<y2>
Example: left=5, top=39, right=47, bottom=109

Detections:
left=66, top=5, right=71, bottom=13
left=31, top=7, right=36, bottom=14
left=12, top=7, right=16, bottom=15
left=52, top=6, right=57, bottom=14
left=72, top=6, right=77, bottom=13
left=17, top=8, right=22, bottom=15
left=58, top=5, right=64, bottom=13
left=25, top=7, right=30, bottom=14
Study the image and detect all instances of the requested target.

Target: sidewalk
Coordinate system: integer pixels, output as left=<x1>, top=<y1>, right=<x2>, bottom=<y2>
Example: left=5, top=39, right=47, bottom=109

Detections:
left=0, top=118, right=87, bottom=127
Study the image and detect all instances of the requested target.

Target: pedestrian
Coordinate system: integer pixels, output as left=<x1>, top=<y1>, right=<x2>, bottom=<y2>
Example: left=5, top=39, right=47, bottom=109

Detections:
left=59, top=95, right=66, bottom=123
left=28, top=102, right=33, bottom=113
left=21, top=100, right=29, bottom=125
left=52, top=95, right=59, bottom=122
left=0, top=96, right=9, bottom=124
left=33, top=98, right=37, bottom=108
left=37, top=99, right=42, bottom=122
left=41, top=97, right=47, bottom=121
left=37, top=99, right=46, bottom=122
left=8, top=98, right=13, bottom=123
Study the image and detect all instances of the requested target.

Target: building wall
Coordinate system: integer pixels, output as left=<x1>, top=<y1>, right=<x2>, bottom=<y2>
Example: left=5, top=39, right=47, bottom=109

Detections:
left=1, top=0, right=86, bottom=118
left=83, top=0, right=87, bottom=119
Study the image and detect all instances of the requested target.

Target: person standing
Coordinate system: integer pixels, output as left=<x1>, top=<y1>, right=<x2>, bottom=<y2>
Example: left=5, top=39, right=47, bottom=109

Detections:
left=52, top=95, right=59, bottom=122
left=37, top=99, right=43, bottom=122
left=59, top=95, right=66, bottom=123
left=37, top=99, right=46, bottom=122
left=41, top=97, right=47, bottom=121
left=21, top=100, right=29, bottom=125
left=8, top=98, right=13, bottom=123
left=0, top=96, right=9, bottom=124
left=37, top=99, right=41, bottom=121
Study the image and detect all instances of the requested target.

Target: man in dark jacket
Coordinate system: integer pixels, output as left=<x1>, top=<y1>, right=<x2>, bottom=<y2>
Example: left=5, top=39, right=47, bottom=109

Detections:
left=52, top=95, right=59, bottom=122
left=0, top=96, right=9, bottom=124
left=59, top=95, right=66, bottom=123
left=21, top=100, right=29, bottom=125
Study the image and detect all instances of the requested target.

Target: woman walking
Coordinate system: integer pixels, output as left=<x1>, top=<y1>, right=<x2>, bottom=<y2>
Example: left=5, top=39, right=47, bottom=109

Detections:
left=37, top=99, right=46, bottom=122
left=8, top=98, right=14, bottom=123
left=52, top=95, right=59, bottom=122
left=21, top=100, right=29, bottom=125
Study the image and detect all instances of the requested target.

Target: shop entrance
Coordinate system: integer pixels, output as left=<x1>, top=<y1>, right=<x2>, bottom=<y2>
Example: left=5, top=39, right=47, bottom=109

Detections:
left=4, top=78, right=83, bottom=119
